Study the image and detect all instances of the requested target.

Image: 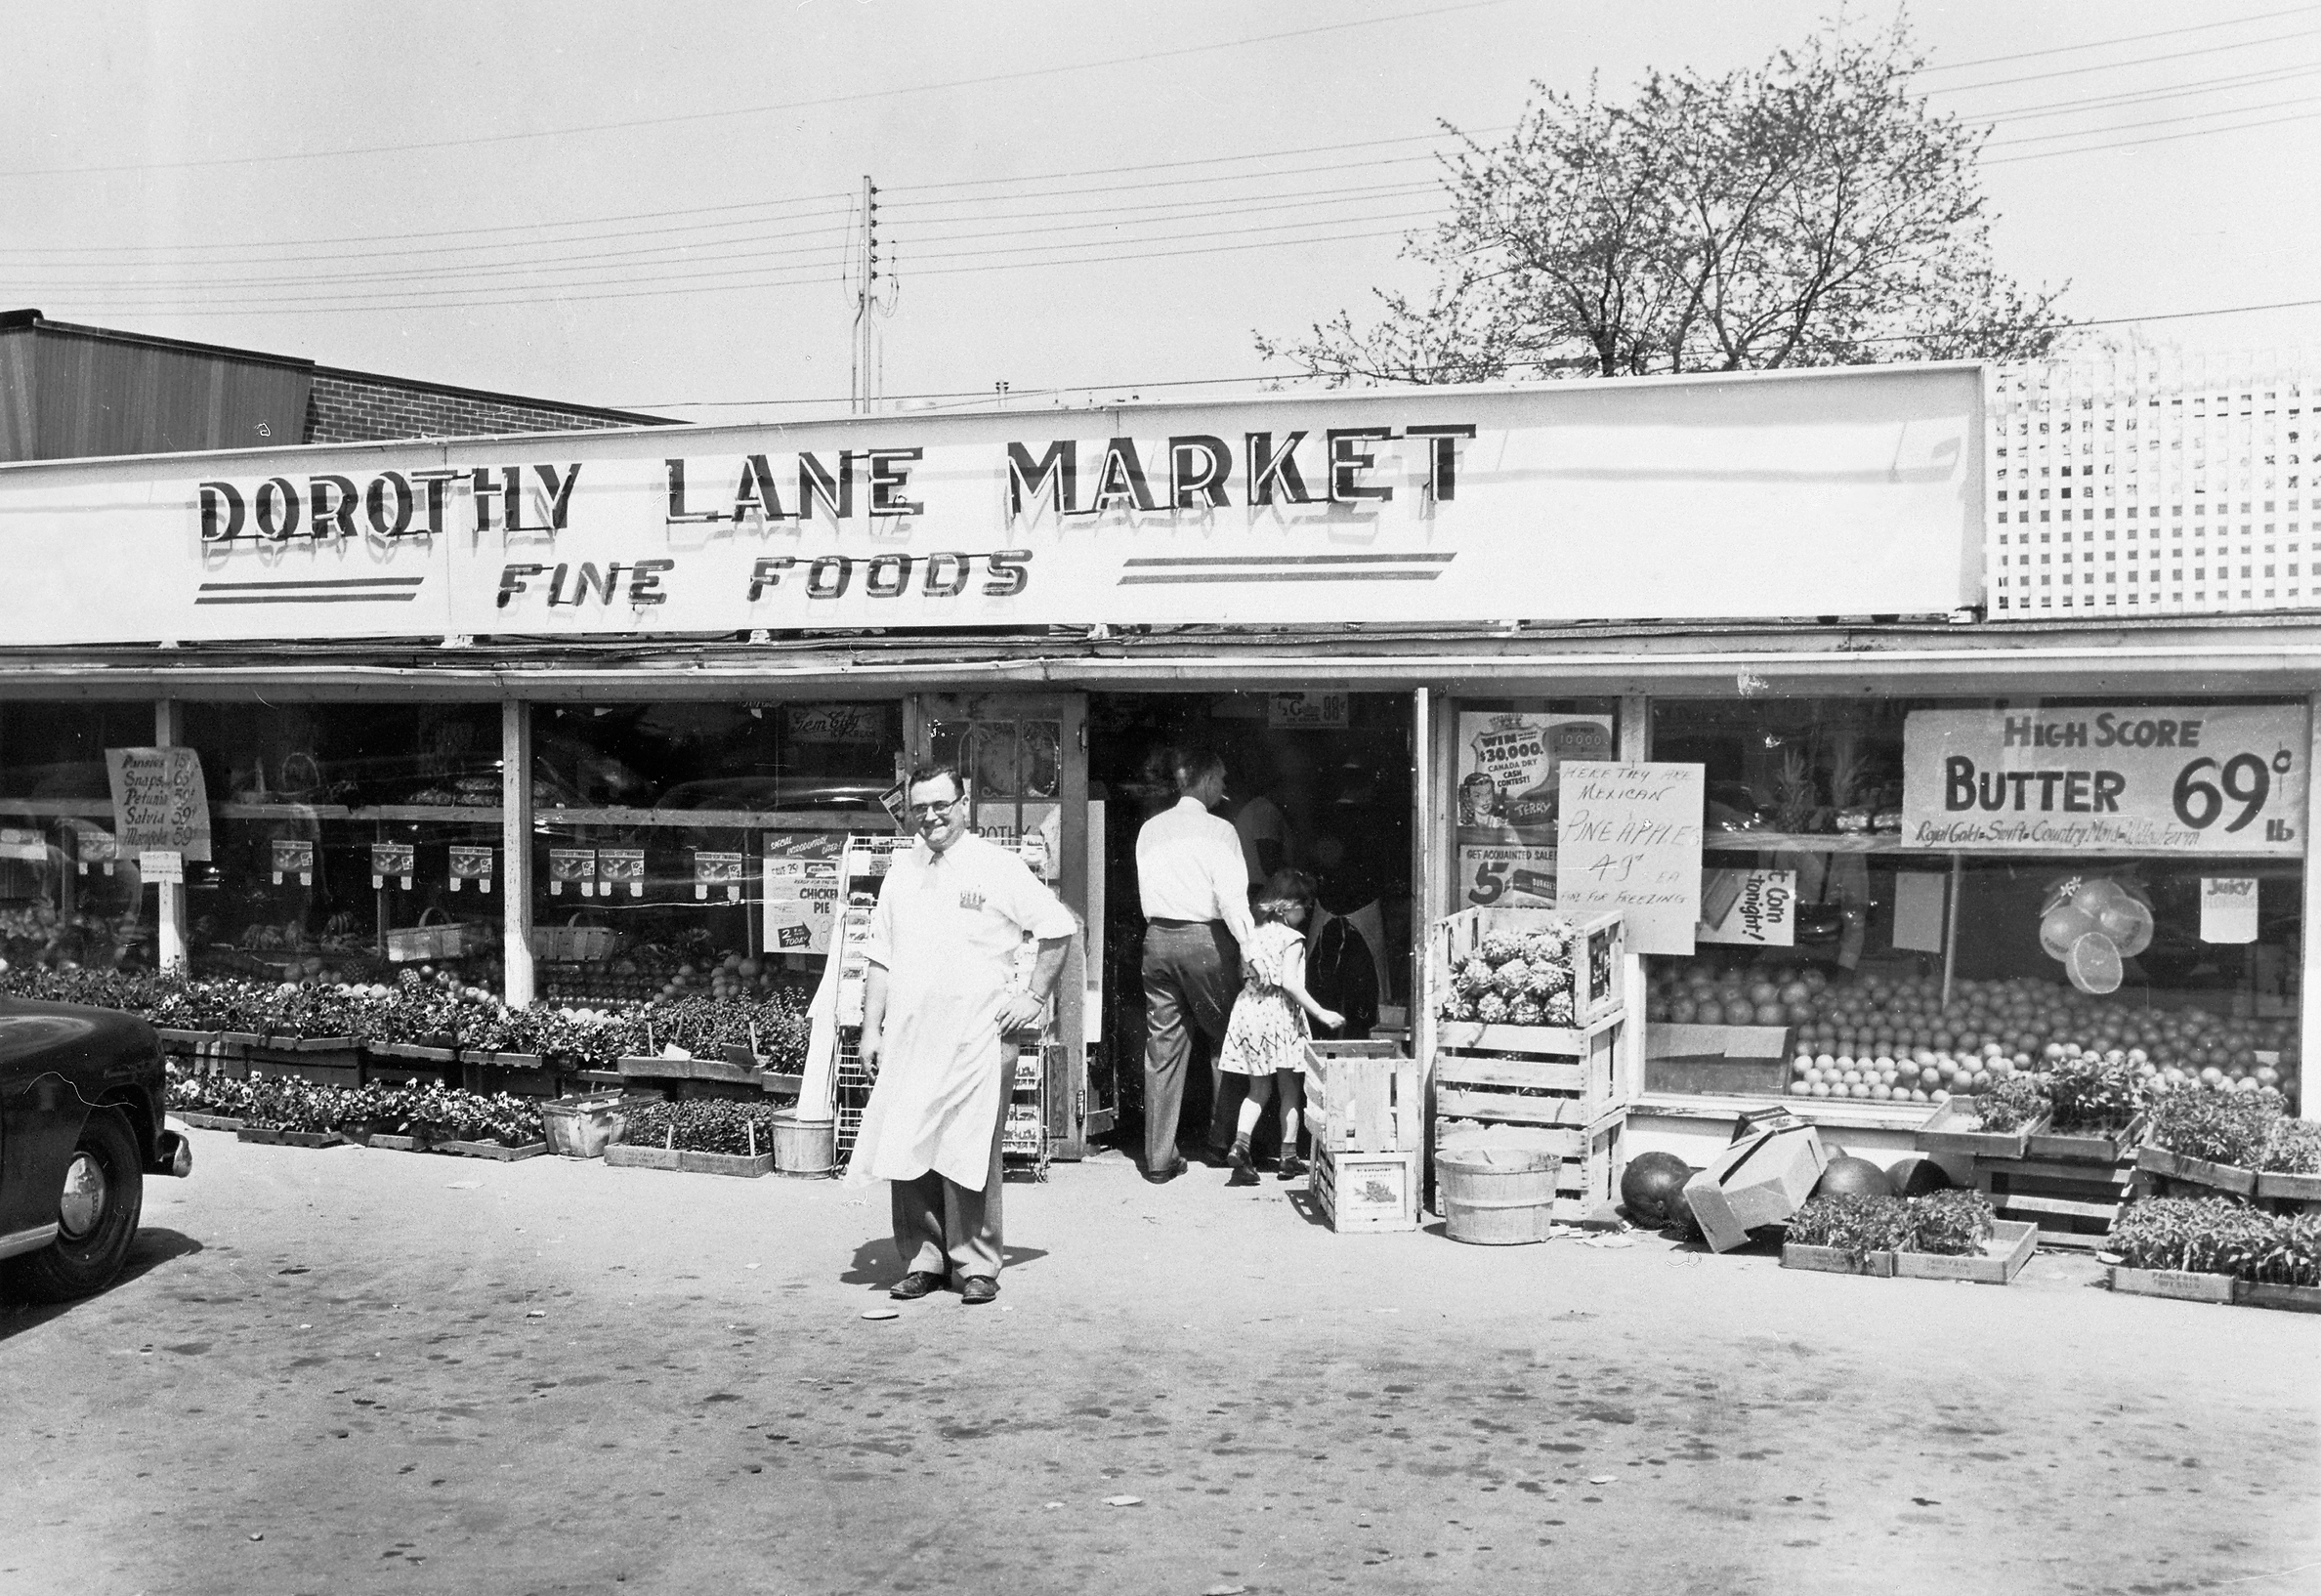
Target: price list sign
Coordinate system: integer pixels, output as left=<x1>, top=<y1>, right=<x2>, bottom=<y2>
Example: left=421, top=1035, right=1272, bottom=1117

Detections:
left=549, top=848, right=598, bottom=897
left=371, top=842, right=415, bottom=889
left=1902, top=705, right=2309, bottom=855
left=693, top=849, right=744, bottom=902
left=272, top=839, right=315, bottom=885
left=449, top=845, right=494, bottom=893
left=599, top=847, right=647, bottom=898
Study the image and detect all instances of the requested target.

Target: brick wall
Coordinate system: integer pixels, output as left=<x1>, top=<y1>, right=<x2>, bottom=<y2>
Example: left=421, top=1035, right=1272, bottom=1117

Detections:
left=303, top=370, right=666, bottom=443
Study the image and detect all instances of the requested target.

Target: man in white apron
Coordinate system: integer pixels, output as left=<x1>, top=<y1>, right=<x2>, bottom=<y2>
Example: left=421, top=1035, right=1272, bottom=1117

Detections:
left=846, top=762, right=1076, bottom=1305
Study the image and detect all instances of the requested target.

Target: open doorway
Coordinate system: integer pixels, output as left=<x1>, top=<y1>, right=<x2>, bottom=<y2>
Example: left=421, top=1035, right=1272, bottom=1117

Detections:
left=1086, top=691, right=1415, bottom=1160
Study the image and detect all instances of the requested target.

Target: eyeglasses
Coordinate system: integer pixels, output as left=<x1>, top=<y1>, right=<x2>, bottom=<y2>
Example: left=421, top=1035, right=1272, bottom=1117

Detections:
left=908, top=797, right=965, bottom=819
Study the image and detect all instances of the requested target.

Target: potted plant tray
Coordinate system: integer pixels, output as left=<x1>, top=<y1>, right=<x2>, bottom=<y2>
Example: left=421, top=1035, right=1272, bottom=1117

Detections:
left=2235, top=1281, right=2321, bottom=1314
left=173, top=1112, right=244, bottom=1131
left=1781, top=1242, right=1896, bottom=1277
left=235, top=1125, right=345, bottom=1149
left=603, top=1133, right=773, bottom=1178
left=2105, top=1268, right=2321, bottom=1313
left=436, top=1139, right=547, bottom=1162
left=2255, top=1170, right=2321, bottom=1205
left=2134, top=1146, right=2258, bottom=1197
left=2025, top=1117, right=2145, bottom=1164
left=356, top=1133, right=429, bottom=1152
left=1890, top=1221, right=2039, bottom=1284
left=1916, top=1099, right=2048, bottom=1160
left=370, top=1041, right=460, bottom=1065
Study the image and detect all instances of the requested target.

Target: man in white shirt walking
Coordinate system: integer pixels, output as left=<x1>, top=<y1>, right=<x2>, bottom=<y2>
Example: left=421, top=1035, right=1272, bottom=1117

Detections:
left=1135, top=746, right=1257, bottom=1183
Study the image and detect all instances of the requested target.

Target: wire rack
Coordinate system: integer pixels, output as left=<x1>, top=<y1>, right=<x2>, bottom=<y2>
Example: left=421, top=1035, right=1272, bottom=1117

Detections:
left=833, top=1028, right=872, bottom=1165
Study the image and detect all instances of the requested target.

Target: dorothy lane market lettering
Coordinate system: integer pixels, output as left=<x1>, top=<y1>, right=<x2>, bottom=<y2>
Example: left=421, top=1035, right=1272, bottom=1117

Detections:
left=1900, top=705, right=2310, bottom=855
left=4, top=367, right=1986, bottom=645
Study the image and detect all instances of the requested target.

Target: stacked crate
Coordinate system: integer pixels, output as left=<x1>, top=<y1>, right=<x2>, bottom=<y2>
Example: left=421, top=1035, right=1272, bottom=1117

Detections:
left=1430, top=907, right=1627, bottom=1223
left=1305, top=1038, right=1420, bottom=1233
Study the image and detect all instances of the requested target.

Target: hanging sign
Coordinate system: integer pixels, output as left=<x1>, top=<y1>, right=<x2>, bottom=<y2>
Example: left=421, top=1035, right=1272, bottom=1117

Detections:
left=1456, top=843, right=1557, bottom=909
left=271, top=838, right=315, bottom=886
left=371, top=841, right=415, bottom=890
left=138, top=849, right=184, bottom=885
left=449, top=845, right=494, bottom=893
left=70, top=821, right=117, bottom=875
left=548, top=848, right=597, bottom=897
left=1268, top=693, right=1348, bottom=730
left=1555, top=762, right=1705, bottom=956
left=599, top=847, right=647, bottom=898
left=1451, top=712, right=1616, bottom=909
left=2201, top=877, right=2259, bottom=944
left=1901, top=705, right=2308, bottom=855
left=105, top=747, right=212, bottom=861
left=1697, top=867, right=1795, bottom=946
left=0, top=826, right=45, bottom=863
left=763, top=833, right=843, bottom=951
left=693, top=848, right=744, bottom=903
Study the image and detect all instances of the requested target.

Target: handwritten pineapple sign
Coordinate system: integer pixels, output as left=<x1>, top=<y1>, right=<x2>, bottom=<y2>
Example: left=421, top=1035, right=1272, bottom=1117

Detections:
left=1555, top=762, right=1705, bottom=956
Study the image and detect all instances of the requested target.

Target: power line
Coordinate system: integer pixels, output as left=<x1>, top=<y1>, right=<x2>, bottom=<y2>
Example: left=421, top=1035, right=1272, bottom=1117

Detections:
left=0, top=1, right=1512, bottom=182
left=887, top=150, right=1453, bottom=210
left=886, top=126, right=1506, bottom=194
left=1912, top=6, right=2319, bottom=73
left=1984, top=103, right=2321, bottom=162
left=1925, top=25, right=2321, bottom=95
left=1956, top=59, right=2321, bottom=123
left=1984, top=90, right=2320, bottom=147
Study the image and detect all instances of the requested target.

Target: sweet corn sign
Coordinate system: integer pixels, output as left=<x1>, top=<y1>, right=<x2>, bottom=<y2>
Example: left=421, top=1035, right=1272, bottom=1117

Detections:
left=0, top=367, right=1982, bottom=645
left=1901, top=705, right=2310, bottom=855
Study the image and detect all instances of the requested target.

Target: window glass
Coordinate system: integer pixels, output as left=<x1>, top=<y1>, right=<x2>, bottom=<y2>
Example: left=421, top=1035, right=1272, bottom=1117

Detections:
left=0, top=701, right=154, bottom=970
left=1643, top=696, right=2304, bottom=1110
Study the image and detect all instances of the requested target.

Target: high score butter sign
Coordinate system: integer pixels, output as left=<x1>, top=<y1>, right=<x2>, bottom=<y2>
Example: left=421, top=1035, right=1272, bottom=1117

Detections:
left=1900, top=706, right=2309, bottom=856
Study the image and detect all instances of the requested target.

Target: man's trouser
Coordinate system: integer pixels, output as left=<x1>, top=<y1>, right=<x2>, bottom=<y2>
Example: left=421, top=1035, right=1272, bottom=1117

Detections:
left=890, top=1091, right=1009, bottom=1281
left=1141, top=918, right=1241, bottom=1173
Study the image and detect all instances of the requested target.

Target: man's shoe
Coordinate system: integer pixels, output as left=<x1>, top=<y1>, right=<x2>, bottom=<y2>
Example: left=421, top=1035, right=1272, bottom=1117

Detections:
left=1143, top=1159, right=1187, bottom=1185
left=959, top=1277, right=999, bottom=1305
left=888, top=1271, right=946, bottom=1300
left=1278, top=1152, right=1309, bottom=1180
left=1226, top=1145, right=1260, bottom=1187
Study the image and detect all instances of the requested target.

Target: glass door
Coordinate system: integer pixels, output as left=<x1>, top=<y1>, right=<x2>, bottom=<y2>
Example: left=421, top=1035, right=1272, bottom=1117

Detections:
left=907, top=693, right=1094, bottom=1156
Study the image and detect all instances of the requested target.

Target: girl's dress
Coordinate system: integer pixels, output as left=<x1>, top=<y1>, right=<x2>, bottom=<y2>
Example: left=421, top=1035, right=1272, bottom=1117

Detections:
left=1218, top=921, right=1309, bottom=1076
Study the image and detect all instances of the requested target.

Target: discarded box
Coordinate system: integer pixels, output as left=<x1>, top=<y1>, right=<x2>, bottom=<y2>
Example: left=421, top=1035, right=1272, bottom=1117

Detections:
left=1683, top=1122, right=1828, bottom=1252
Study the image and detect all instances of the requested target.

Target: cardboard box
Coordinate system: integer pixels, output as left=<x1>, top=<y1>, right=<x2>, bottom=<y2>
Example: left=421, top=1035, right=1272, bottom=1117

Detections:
left=1683, top=1122, right=1827, bottom=1252
left=1643, top=1023, right=1792, bottom=1096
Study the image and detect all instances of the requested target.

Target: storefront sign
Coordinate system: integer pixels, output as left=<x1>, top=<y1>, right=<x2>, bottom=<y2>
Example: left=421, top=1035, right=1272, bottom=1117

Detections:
left=548, top=848, right=597, bottom=897
left=138, top=849, right=184, bottom=885
left=599, top=847, right=646, bottom=898
left=449, top=845, right=494, bottom=893
left=1697, top=867, right=1794, bottom=946
left=692, top=848, right=743, bottom=903
left=0, top=827, right=45, bottom=863
left=1556, top=762, right=1705, bottom=956
left=2201, top=877, right=2259, bottom=944
left=271, top=838, right=314, bottom=886
left=105, top=747, right=212, bottom=861
left=763, top=833, right=842, bottom=950
left=1901, top=705, right=2309, bottom=855
left=1268, top=693, right=1348, bottom=730
left=2, top=369, right=1983, bottom=645
left=371, top=842, right=414, bottom=890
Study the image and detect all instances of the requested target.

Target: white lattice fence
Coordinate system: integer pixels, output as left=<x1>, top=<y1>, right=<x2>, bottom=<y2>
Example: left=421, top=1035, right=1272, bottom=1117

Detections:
left=1989, top=354, right=2317, bottom=616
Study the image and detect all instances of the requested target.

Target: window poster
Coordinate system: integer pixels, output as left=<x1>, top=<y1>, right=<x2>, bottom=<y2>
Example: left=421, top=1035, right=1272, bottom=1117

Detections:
left=1453, top=710, right=1615, bottom=909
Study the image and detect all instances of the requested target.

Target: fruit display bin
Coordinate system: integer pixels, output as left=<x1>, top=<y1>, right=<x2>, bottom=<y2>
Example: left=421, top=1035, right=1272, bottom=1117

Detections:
left=1435, top=906, right=1625, bottom=1031
left=1430, top=1009, right=1627, bottom=1224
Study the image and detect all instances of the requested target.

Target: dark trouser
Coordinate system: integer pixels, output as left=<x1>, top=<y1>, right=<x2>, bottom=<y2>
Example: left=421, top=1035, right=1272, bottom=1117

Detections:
left=1142, top=919, right=1241, bottom=1173
left=890, top=1090, right=1009, bottom=1281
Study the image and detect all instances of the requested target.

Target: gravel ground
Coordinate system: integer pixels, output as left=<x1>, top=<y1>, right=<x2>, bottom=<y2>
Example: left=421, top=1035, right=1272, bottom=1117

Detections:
left=3, top=1124, right=2317, bottom=1596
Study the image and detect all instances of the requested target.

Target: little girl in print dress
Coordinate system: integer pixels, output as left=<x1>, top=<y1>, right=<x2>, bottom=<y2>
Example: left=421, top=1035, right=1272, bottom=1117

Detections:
left=1218, top=868, right=1344, bottom=1187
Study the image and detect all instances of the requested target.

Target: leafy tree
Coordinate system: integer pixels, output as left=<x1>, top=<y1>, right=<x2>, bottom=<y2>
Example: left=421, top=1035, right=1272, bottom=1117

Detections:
left=1257, top=21, right=2072, bottom=383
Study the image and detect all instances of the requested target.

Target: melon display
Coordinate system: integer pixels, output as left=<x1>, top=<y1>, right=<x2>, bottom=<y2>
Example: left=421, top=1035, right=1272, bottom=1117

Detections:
left=1812, top=1155, right=1893, bottom=1200
left=1619, top=1151, right=1694, bottom=1226
left=1884, top=1155, right=1953, bottom=1197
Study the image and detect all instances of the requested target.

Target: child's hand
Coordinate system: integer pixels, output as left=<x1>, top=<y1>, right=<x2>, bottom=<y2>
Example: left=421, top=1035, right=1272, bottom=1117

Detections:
left=1317, top=1008, right=1345, bottom=1030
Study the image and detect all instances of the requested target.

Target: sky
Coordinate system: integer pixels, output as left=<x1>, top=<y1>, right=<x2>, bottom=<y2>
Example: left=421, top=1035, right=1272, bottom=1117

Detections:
left=5, top=1, right=2319, bottom=422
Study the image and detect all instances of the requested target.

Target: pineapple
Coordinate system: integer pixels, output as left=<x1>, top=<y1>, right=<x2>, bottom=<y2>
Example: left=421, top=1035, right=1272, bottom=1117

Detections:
left=1478, top=931, right=1524, bottom=966
left=1772, top=747, right=1818, bottom=833
left=1456, top=957, right=1495, bottom=995
left=1493, top=957, right=1532, bottom=995
left=1508, top=996, right=1543, bottom=1027
left=1543, top=992, right=1575, bottom=1026
left=1525, top=962, right=1572, bottom=998
left=1439, top=994, right=1478, bottom=1023
left=1475, top=991, right=1510, bottom=1025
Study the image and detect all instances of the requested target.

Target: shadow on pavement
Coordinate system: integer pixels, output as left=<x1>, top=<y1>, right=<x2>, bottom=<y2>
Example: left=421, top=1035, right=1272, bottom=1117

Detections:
left=840, top=1239, right=1050, bottom=1288
left=0, top=1227, right=204, bottom=1343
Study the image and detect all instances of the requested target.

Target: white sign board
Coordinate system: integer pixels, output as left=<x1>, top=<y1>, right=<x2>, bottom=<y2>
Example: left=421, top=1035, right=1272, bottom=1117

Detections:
left=1697, top=867, right=1795, bottom=946
left=1555, top=762, right=1705, bottom=956
left=1902, top=705, right=2308, bottom=855
left=105, top=747, right=212, bottom=862
left=0, top=369, right=1981, bottom=645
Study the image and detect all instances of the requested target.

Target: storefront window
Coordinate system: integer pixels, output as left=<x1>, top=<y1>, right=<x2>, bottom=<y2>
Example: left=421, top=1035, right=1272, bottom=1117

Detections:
left=0, top=701, right=156, bottom=970
left=176, top=702, right=504, bottom=986
left=528, top=701, right=900, bottom=1007
left=1643, top=696, right=2305, bottom=1112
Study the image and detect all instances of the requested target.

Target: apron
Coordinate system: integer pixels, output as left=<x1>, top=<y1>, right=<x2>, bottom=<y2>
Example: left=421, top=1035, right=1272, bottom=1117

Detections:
left=844, top=834, right=1034, bottom=1190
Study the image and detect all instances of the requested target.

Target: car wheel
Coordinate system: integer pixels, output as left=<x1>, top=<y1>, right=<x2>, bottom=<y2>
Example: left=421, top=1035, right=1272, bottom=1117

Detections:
left=5, top=1109, right=145, bottom=1303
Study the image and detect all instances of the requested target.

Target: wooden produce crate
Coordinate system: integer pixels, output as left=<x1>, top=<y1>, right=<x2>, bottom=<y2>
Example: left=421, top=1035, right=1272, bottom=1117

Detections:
left=1974, top=1144, right=2136, bottom=1251
left=2134, top=1146, right=2258, bottom=1198
left=1781, top=1242, right=1897, bottom=1278
left=1434, top=906, right=1625, bottom=1031
left=2255, top=1170, right=2321, bottom=1213
left=173, top=1112, right=244, bottom=1131
left=1432, top=999, right=1625, bottom=1223
left=1305, top=1041, right=1420, bottom=1234
left=1917, top=1098, right=2048, bottom=1161
left=2105, top=1266, right=2237, bottom=1305
left=436, top=1139, right=547, bottom=1162
left=245, top=1037, right=364, bottom=1090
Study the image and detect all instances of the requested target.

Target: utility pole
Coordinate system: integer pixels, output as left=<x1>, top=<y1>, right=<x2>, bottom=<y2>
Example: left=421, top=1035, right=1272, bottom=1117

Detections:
left=852, top=175, right=881, bottom=414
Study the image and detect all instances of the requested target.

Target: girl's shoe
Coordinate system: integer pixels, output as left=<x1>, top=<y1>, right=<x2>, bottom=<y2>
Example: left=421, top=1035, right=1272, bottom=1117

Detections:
left=1277, top=1152, right=1308, bottom=1180
left=1226, top=1145, right=1261, bottom=1187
